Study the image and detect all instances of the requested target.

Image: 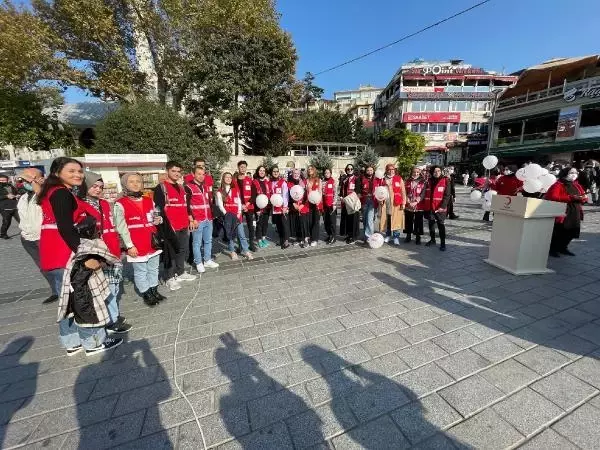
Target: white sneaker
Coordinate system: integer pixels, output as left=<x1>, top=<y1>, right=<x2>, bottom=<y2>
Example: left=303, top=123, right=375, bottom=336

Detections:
left=204, top=260, right=219, bottom=269
left=310, top=241, right=317, bottom=247
left=244, top=252, right=254, bottom=260
left=177, top=272, right=197, bottom=282
left=166, top=277, right=182, bottom=291
left=230, top=252, right=239, bottom=260
left=393, top=238, right=400, bottom=245
left=384, top=236, right=391, bottom=243
left=196, top=263, right=206, bottom=274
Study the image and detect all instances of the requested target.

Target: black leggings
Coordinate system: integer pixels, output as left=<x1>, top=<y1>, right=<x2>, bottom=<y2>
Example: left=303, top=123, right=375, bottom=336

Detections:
left=255, top=212, right=270, bottom=240
left=427, top=212, right=446, bottom=245
left=272, top=214, right=290, bottom=246
left=323, top=206, right=337, bottom=237
left=404, top=210, right=424, bottom=236
left=309, top=205, right=321, bottom=242
left=340, top=209, right=359, bottom=240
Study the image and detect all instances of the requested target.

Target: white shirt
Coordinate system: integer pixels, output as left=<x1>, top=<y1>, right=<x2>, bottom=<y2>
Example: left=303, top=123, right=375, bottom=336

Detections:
left=17, top=194, right=42, bottom=241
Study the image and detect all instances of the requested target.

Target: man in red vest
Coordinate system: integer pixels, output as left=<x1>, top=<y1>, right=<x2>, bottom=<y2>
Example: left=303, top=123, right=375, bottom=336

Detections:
left=185, top=166, right=219, bottom=273
left=153, top=161, right=197, bottom=290
left=234, top=160, right=257, bottom=252
left=184, top=157, right=215, bottom=188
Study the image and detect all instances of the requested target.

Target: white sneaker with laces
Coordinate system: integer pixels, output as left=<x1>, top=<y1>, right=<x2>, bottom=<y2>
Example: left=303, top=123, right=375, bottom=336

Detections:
left=204, top=260, right=219, bottom=269
left=384, top=236, right=391, bottom=243
left=393, top=237, right=400, bottom=245
left=196, top=263, right=206, bottom=273
left=177, top=272, right=197, bottom=282
left=166, top=277, right=182, bottom=291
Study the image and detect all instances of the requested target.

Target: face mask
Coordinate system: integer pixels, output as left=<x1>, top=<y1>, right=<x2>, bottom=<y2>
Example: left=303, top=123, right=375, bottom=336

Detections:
left=566, top=173, right=578, bottom=182
left=504, top=170, right=512, bottom=175
left=553, top=170, right=560, bottom=175
left=23, top=182, right=34, bottom=192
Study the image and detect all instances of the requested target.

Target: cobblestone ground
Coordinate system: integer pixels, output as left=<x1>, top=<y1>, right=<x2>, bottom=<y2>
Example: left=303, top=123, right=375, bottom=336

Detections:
left=1, top=187, right=600, bottom=449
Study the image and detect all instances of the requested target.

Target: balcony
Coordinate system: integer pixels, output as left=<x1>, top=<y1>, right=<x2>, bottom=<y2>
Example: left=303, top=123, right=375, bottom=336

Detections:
left=496, top=131, right=555, bottom=148
left=498, top=76, right=600, bottom=111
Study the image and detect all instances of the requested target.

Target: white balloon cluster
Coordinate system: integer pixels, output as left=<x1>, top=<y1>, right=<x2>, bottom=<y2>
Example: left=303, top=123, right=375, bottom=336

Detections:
left=374, top=169, right=385, bottom=179
left=482, top=155, right=498, bottom=170
left=367, top=233, right=385, bottom=249
left=374, top=186, right=389, bottom=202
left=517, top=164, right=556, bottom=193
left=256, top=194, right=269, bottom=209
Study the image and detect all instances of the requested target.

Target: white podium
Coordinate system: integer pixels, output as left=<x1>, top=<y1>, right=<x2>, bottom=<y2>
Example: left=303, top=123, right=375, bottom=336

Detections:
left=484, top=195, right=565, bottom=275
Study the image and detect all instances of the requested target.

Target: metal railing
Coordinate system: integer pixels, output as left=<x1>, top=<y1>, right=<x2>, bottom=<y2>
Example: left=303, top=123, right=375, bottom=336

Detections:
left=495, top=130, right=555, bottom=147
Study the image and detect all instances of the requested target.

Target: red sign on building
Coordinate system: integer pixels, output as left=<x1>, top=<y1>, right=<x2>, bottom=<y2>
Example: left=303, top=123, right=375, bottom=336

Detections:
left=402, top=112, right=461, bottom=123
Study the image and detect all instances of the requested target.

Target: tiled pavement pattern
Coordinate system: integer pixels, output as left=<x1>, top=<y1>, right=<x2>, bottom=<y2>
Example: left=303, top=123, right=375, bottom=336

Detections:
left=1, top=187, right=600, bottom=449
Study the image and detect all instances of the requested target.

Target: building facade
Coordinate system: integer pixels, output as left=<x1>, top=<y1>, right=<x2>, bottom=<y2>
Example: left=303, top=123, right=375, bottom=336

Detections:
left=374, top=59, right=516, bottom=165
left=490, top=55, right=600, bottom=165
left=334, top=85, right=382, bottom=126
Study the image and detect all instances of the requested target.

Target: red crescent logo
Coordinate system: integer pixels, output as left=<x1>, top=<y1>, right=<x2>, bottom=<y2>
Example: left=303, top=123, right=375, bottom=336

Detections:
left=504, top=196, right=512, bottom=207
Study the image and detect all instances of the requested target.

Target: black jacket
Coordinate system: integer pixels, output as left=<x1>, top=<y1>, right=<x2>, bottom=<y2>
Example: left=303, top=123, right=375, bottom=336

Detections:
left=0, top=183, right=18, bottom=210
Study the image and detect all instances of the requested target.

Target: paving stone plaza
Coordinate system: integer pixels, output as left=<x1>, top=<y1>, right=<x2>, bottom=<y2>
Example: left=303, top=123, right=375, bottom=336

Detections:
left=1, top=187, right=600, bottom=449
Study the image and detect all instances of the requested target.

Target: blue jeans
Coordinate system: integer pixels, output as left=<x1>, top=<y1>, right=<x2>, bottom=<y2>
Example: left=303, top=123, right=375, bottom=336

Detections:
left=229, top=223, right=249, bottom=253
left=363, top=199, right=375, bottom=238
left=132, top=254, right=160, bottom=294
left=192, top=220, right=213, bottom=264
left=385, top=215, right=401, bottom=239
left=45, top=268, right=65, bottom=297
left=59, top=318, right=107, bottom=350
left=106, top=282, right=120, bottom=324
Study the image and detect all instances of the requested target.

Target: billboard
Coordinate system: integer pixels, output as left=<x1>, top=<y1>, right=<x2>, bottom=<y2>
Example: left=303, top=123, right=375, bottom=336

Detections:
left=402, top=112, right=461, bottom=123
left=556, top=106, right=580, bottom=141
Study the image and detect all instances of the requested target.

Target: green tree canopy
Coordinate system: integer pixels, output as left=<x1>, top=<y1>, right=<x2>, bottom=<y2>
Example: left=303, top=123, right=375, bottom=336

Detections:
left=354, top=146, right=380, bottom=170
left=289, top=109, right=356, bottom=143
left=93, top=101, right=230, bottom=172
left=308, top=149, right=333, bottom=176
left=380, top=127, right=426, bottom=177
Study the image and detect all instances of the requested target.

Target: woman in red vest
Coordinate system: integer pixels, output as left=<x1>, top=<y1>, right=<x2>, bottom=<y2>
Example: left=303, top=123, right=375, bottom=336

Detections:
left=423, top=166, right=451, bottom=251
left=404, top=166, right=427, bottom=245
left=339, top=164, right=359, bottom=244
left=81, top=171, right=131, bottom=333
left=216, top=172, right=253, bottom=260
left=378, top=164, right=406, bottom=245
left=115, top=173, right=164, bottom=307
left=288, top=169, right=310, bottom=248
left=322, top=168, right=337, bottom=244
left=287, top=168, right=306, bottom=245
left=544, top=167, right=587, bottom=257
left=252, top=165, right=271, bottom=248
left=37, top=157, right=122, bottom=356
left=306, top=165, right=323, bottom=246
left=269, top=166, right=290, bottom=249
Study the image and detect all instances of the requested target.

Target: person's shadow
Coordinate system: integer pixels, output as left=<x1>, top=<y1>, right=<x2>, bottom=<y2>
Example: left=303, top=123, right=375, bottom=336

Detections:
left=0, top=337, right=38, bottom=448
left=301, top=345, right=468, bottom=449
left=216, top=333, right=325, bottom=448
left=74, top=339, right=173, bottom=449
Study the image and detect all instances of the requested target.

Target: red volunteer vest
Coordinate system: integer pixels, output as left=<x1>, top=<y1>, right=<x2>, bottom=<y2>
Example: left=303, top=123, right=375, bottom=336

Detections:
left=40, top=186, right=87, bottom=271
left=81, top=199, right=121, bottom=258
left=220, top=186, right=242, bottom=220
left=360, top=176, right=376, bottom=203
left=253, top=178, right=271, bottom=212
left=117, top=196, right=156, bottom=257
left=184, top=173, right=214, bottom=189
left=323, top=178, right=335, bottom=208
left=386, top=175, right=405, bottom=207
left=162, top=182, right=188, bottom=231
left=424, top=177, right=448, bottom=212
left=406, top=178, right=426, bottom=211
left=187, top=181, right=213, bottom=222
left=307, top=178, right=323, bottom=211
left=341, top=175, right=356, bottom=196
left=288, top=181, right=309, bottom=214
left=270, top=178, right=286, bottom=215
left=237, top=176, right=254, bottom=212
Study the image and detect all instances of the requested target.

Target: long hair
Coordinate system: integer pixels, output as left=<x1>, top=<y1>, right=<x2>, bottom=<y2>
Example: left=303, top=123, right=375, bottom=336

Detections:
left=254, top=165, right=267, bottom=180
left=37, top=157, right=83, bottom=205
left=307, top=165, right=319, bottom=180
left=220, top=171, right=233, bottom=188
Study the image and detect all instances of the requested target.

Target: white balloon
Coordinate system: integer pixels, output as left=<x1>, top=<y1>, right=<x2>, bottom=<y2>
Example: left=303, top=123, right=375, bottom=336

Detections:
left=524, top=163, right=543, bottom=180
left=482, top=200, right=492, bottom=212
left=523, top=178, right=543, bottom=193
left=308, top=190, right=322, bottom=205
left=256, top=194, right=269, bottom=209
left=374, top=169, right=385, bottom=179
left=482, top=155, right=499, bottom=170
left=484, top=190, right=497, bottom=202
left=539, top=173, right=557, bottom=189
left=374, top=186, right=389, bottom=202
left=540, top=168, right=549, bottom=176
left=368, top=233, right=385, bottom=249
left=516, top=168, right=527, bottom=181
left=270, top=193, right=283, bottom=208
left=290, top=185, right=305, bottom=201
left=470, top=190, right=482, bottom=203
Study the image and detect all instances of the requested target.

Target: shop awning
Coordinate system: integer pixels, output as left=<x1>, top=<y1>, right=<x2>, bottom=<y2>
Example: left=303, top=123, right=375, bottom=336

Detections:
left=490, top=137, right=600, bottom=157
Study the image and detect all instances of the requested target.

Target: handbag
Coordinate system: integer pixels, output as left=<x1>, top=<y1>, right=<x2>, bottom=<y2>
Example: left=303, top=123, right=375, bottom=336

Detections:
left=343, top=192, right=361, bottom=214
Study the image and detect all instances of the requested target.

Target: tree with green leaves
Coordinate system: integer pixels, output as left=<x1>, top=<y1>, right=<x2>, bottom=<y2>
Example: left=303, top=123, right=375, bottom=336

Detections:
left=354, top=147, right=380, bottom=170
left=380, top=127, right=426, bottom=177
left=260, top=154, right=278, bottom=173
left=309, top=149, right=333, bottom=176
left=289, top=110, right=355, bottom=143
left=93, top=101, right=230, bottom=172
left=301, top=72, right=324, bottom=111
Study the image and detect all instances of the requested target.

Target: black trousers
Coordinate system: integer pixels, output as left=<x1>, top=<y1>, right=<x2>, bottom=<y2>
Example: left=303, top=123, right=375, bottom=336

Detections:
left=0, top=209, right=19, bottom=236
left=404, top=210, right=424, bottom=236
left=21, top=238, right=56, bottom=293
left=255, top=212, right=270, bottom=240
left=426, top=211, right=446, bottom=245
left=323, top=206, right=337, bottom=238
left=447, top=197, right=456, bottom=217
left=295, top=214, right=309, bottom=241
left=550, top=222, right=578, bottom=252
left=309, top=205, right=321, bottom=242
left=272, top=214, right=290, bottom=246
left=168, top=229, right=189, bottom=278
left=243, top=211, right=256, bottom=249
left=340, top=208, right=359, bottom=240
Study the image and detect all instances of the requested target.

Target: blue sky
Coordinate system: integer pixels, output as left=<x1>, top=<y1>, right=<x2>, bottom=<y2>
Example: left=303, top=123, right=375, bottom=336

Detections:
left=65, top=0, right=600, bottom=103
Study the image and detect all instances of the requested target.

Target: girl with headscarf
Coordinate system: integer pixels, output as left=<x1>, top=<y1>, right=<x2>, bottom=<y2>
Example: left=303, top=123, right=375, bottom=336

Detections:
left=339, top=164, right=359, bottom=244
left=306, top=165, right=323, bottom=246
left=378, top=163, right=406, bottom=245
left=287, top=168, right=306, bottom=245
left=404, top=166, right=426, bottom=245
left=544, top=167, right=587, bottom=257
left=114, top=172, right=164, bottom=307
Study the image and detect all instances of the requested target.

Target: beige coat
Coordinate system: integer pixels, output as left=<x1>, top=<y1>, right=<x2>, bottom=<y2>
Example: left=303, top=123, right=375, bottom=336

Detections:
left=379, top=177, right=407, bottom=232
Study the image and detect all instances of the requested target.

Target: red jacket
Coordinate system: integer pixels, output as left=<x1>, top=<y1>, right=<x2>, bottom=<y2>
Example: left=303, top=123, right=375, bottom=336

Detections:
left=382, top=175, right=405, bottom=207
left=360, top=175, right=376, bottom=204
left=187, top=181, right=213, bottom=222
left=162, top=182, right=189, bottom=231
left=39, top=186, right=87, bottom=271
left=323, top=177, right=336, bottom=208
left=423, top=177, right=449, bottom=212
left=117, top=196, right=157, bottom=257
left=81, top=199, right=121, bottom=258
left=495, top=175, right=523, bottom=196
left=340, top=175, right=356, bottom=197
left=544, top=180, right=586, bottom=224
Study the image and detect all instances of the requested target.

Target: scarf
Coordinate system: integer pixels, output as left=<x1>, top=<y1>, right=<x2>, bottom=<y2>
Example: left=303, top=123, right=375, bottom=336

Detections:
left=562, top=180, right=582, bottom=230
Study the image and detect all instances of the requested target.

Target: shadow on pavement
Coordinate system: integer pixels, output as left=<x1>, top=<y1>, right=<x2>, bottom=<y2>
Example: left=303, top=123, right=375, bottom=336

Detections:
left=301, top=344, right=469, bottom=449
left=0, top=336, right=38, bottom=449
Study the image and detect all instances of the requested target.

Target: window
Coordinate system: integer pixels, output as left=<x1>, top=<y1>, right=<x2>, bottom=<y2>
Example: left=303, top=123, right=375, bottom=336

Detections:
left=418, top=123, right=428, bottom=133
left=428, top=123, right=447, bottom=133
left=471, top=122, right=488, bottom=133
left=459, top=123, right=469, bottom=133
left=453, top=101, right=468, bottom=111
left=436, top=101, right=450, bottom=112
left=580, top=104, right=600, bottom=128
left=449, top=123, right=459, bottom=132
left=475, top=101, right=489, bottom=111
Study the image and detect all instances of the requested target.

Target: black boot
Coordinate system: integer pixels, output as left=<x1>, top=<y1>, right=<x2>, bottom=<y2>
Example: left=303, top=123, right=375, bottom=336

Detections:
left=415, top=235, right=421, bottom=245
left=151, top=286, right=166, bottom=301
left=143, top=290, right=159, bottom=307
left=404, top=234, right=411, bottom=243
